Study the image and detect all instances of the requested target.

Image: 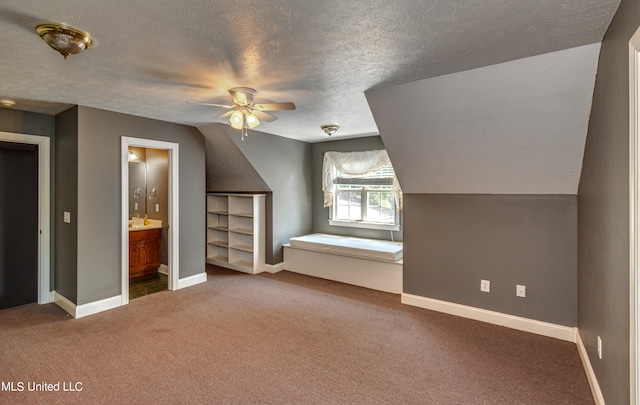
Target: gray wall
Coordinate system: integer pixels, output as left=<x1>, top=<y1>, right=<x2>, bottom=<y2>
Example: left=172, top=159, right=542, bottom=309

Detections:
left=404, top=194, right=577, bottom=326
left=0, top=108, right=55, bottom=137
left=224, top=126, right=312, bottom=264
left=74, top=106, right=205, bottom=305
left=54, top=107, right=79, bottom=302
left=200, top=124, right=270, bottom=192
left=311, top=136, right=402, bottom=242
left=578, top=0, right=635, bottom=403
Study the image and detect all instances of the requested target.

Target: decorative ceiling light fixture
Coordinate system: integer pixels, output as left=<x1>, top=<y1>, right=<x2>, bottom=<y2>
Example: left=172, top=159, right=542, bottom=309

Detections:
left=321, top=124, right=340, bottom=136
left=35, top=23, right=93, bottom=60
left=188, top=87, right=295, bottom=141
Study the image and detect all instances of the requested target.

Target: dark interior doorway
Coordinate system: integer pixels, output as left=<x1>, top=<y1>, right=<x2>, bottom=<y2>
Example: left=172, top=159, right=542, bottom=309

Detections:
left=0, top=141, right=38, bottom=309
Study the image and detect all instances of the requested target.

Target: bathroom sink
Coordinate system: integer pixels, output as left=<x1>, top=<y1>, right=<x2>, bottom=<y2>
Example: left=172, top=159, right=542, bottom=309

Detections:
left=129, top=218, right=162, bottom=230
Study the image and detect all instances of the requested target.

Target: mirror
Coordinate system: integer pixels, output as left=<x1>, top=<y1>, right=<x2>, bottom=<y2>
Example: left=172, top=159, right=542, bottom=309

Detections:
left=128, top=147, right=169, bottom=221
left=129, top=161, right=146, bottom=218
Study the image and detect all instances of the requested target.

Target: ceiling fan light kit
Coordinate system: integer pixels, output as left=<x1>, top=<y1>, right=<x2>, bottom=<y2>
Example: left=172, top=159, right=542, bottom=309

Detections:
left=36, top=23, right=93, bottom=60
left=189, top=87, right=295, bottom=141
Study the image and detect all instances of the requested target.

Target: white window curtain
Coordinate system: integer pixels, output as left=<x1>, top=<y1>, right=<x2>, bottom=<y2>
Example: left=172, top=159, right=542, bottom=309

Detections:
left=322, top=150, right=403, bottom=210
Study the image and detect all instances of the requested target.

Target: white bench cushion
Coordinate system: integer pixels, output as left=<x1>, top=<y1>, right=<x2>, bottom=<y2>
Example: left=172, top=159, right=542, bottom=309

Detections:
left=289, top=233, right=403, bottom=262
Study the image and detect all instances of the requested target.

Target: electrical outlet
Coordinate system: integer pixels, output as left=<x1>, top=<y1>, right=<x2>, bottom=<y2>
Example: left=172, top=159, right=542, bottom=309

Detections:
left=155, top=203, right=160, bottom=212
left=516, top=285, right=526, bottom=297
left=480, top=279, right=490, bottom=293
left=597, top=336, right=602, bottom=360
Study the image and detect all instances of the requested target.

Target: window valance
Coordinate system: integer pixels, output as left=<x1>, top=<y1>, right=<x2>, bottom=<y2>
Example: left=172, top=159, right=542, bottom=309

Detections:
left=322, top=150, right=403, bottom=210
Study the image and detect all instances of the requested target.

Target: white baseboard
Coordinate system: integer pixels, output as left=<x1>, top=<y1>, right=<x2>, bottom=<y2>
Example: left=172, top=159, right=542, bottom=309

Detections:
left=265, top=262, right=285, bottom=274
left=401, top=293, right=576, bottom=342
left=576, top=330, right=605, bottom=405
left=158, top=264, right=169, bottom=275
left=53, top=291, right=76, bottom=317
left=53, top=291, right=122, bottom=319
left=177, top=272, right=207, bottom=289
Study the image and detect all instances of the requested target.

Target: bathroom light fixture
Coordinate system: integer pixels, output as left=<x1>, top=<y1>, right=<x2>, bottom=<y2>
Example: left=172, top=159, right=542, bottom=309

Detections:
left=321, top=124, right=340, bottom=136
left=35, top=23, right=93, bottom=60
left=128, top=150, right=138, bottom=161
left=0, top=100, right=16, bottom=108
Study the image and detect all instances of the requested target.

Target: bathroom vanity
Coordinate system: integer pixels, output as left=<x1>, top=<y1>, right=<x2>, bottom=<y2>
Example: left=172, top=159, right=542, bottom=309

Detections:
left=129, top=226, right=162, bottom=279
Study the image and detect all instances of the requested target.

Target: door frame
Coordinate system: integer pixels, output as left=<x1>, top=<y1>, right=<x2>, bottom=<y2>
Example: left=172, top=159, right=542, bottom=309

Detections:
left=121, top=137, right=179, bottom=305
left=0, top=131, right=51, bottom=304
left=629, top=26, right=640, bottom=405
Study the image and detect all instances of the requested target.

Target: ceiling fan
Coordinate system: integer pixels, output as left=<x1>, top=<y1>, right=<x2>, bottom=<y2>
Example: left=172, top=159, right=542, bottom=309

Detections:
left=190, top=87, right=295, bottom=140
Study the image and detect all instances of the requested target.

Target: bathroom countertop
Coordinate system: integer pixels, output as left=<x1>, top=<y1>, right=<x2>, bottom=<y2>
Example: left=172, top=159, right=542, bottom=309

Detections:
left=129, top=218, right=162, bottom=231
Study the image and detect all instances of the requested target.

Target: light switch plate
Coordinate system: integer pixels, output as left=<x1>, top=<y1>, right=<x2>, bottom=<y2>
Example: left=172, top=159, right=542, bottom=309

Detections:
left=480, top=279, right=490, bottom=293
left=155, top=204, right=160, bottom=212
left=63, top=211, right=71, bottom=223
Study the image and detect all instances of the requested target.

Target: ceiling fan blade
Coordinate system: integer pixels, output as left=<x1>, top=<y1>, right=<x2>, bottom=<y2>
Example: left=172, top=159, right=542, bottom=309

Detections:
left=187, top=101, right=233, bottom=109
left=253, top=102, right=296, bottom=111
left=252, top=110, right=278, bottom=122
left=214, top=111, right=234, bottom=120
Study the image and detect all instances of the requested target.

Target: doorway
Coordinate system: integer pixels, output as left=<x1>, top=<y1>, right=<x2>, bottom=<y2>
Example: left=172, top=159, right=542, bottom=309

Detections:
left=0, top=141, right=38, bottom=309
left=121, top=137, right=179, bottom=306
left=0, top=132, right=50, bottom=306
left=127, top=147, right=169, bottom=299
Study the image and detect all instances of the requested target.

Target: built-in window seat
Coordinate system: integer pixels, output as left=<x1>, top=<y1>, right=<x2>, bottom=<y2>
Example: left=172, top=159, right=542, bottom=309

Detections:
left=283, top=233, right=403, bottom=294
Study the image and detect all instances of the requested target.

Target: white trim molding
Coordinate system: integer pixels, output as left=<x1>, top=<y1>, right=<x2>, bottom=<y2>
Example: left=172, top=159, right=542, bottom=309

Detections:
left=177, top=272, right=207, bottom=289
left=401, top=293, right=576, bottom=342
left=576, top=330, right=606, bottom=405
left=0, top=131, right=51, bottom=305
left=53, top=292, right=122, bottom=319
left=630, top=25, right=640, bottom=405
left=265, top=262, right=285, bottom=274
left=53, top=292, right=76, bottom=317
left=121, top=137, right=180, bottom=306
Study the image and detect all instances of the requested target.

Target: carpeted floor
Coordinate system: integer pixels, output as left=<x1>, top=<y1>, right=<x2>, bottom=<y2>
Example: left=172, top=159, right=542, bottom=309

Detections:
left=0, top=265, right=593, bottom=404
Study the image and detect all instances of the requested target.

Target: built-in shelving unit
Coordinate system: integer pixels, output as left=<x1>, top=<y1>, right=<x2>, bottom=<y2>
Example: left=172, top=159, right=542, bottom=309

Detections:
left=206, top=193, right=265, bottom=274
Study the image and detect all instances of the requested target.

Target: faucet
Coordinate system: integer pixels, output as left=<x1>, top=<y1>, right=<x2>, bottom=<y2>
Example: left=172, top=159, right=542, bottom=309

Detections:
left=143, top=214, right=149, bottom=226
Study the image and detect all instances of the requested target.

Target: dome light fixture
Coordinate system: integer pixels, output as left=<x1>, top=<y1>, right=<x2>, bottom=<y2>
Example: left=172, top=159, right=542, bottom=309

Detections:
left=36, top=23, right=93, bottom=60
left=0, top=99, right=16, bottom=108
left=321, top=124, right=340, bottom=136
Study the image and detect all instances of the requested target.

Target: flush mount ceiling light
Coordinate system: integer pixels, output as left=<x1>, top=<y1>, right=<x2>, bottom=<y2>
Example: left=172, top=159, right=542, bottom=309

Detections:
left=0, top=99, right=16, bottom=108
left=321, top=124, right=340, bottom=136
left=36, top=23, right=93, bottom=60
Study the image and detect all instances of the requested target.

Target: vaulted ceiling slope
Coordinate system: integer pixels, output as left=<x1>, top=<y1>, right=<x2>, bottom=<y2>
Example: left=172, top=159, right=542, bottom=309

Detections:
left=0, top=0, right=620, bottom=142
left=366, top=44, right=600, bottom=195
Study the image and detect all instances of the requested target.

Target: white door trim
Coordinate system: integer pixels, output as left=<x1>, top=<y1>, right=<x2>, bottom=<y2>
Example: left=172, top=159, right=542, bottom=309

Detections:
left=629, top=25, right=640, bottom=405
left=0, top=131, right=51, bottom=304
left=121, top=137, right=179, bottom=305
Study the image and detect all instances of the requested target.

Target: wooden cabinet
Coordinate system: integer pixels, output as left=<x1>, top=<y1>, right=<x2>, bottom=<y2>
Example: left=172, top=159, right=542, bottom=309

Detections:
left=129, top=228, right=162, bottom=278
left=206, top=193, right=265, bottom=274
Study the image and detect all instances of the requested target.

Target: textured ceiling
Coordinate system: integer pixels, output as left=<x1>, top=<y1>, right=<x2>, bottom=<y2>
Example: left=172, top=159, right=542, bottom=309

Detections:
left=0, top=0, right=619, bottom=142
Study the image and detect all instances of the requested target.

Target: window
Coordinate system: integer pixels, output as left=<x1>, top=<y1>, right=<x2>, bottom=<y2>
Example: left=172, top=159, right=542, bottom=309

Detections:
left=323, top=150, right=401, bottom=231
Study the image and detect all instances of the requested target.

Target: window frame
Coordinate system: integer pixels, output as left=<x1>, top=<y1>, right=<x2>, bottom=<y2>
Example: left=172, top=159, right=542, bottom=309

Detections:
left=328, top=163, right=400, bottom=231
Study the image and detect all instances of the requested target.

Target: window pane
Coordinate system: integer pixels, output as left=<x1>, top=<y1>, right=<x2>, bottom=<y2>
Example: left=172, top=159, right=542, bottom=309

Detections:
left=336, top=190, right=361, bottom=220
left=365, top=191, right=395, bottom=223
